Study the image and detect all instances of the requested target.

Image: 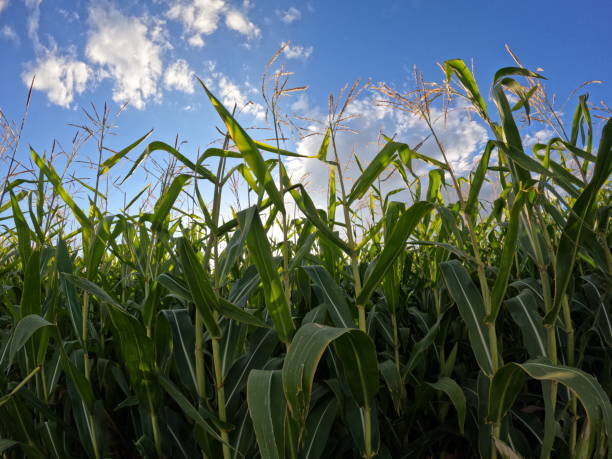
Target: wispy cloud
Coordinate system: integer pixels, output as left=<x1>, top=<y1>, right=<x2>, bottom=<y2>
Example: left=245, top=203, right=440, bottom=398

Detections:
left=166, top=0, right=260, bottom=47
left=57, top=8, right=80, bottom=23
left=204, top=60, right=265, bottom=120
left=86, top=2, right=165, bottom=109
left=277, top=6, right=301, bottom=24
left=1, top=25, right=19, bottom=44
left=225, top=9, right=260, bottom=39
left=21, top=0, right=93, bottom=107
left=522, top=128, right=554, bottom=148
left=21, top=49, right=92, bottom=107
left=0, top=0, right=8, bottom=14
left=24, top=0, right=43, bottom=52
left=164, top=58, right=195, bottom=93
left=282, top=41, right=313, bottom=60
left=286, top=94, right=487, bottom=206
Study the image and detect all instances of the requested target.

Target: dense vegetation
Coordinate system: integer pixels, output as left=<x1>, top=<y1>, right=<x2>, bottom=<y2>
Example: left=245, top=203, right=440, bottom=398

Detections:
left=0, top=58, right=611, bottom=459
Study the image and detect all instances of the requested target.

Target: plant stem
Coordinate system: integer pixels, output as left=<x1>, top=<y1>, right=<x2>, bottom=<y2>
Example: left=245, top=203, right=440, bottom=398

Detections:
left=205, top=124, right=232, bottom=459
left=363, top=402, right=373, bottom=459
left=562, top=295, right=577, bottom=455
left=390, top=312, right=401, bottom=374
left=148, top=389, right=163, bottom=458
left=330, top=120, right=372, bottom=456
left=82, top=292, right=90, bottom=379
left=0, top=366, right=41, bottom=407
left=330, top=130, right=365, bottom=330
left=195, top=312, right=206, bottom=401
left=211, top=328, right=231, bottom=459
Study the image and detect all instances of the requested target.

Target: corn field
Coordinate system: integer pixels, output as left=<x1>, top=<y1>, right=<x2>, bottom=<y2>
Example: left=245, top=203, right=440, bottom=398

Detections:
left=0, top=58, right=611, bottom=459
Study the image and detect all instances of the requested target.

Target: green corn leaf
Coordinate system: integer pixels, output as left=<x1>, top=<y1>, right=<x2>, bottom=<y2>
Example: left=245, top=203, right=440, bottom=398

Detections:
left=382, top=201, right=405, bottom=314
left=357, top=201, right=434, bottom=305
left=426, top=376, right=467, bottom=434
left=151, top=174, right=190, bottom=232
left=7, top=314, right=53, bottom=369
left=237, top=208, right=295, bottom=343
left=62, top=274, right=157, bottom=399
left=279, top=160, right=348, bottom=254
left=120, top=141, right=216, bottom=185
left=176, top=237, right=221, bottom=338
left=56, top=339, right=95, bottom=413
left=30, top=147, right=90, bottom=230
left=198, top=78, right=285, bottom=212
left=466, top=141, right=495, bottom=216
left=9, top=190, right=31, bottom=263
left=379, top=360, right=404, bottom=415
left=488, top=190, right=529, bottom=322
left=61, top=273, right=122, bottom=309
left=284, top=181, right=352, bottom=255
left=396, top=141, right=448, bottom=171
left=582, top=275, right=612, bottom=347
left=300, top=395, right=338, bottom=459
left=158, top=374, right=224, bottom=442
left=444, top=59, right=488, bottom=119
left=225, top=328, right=278, bottom=410
left=216, top=298, right=268, bottom=328
left=282, top=323, right=379, bottom=425
left=0, top=439, right=18, bottom=453
left=489, top=358, right=612, bottom=442
left=288, top=232, right=316, bottom=271
left=0, top=188, right=26, bottom=214
left=100, top=129, right=153, bottom=174
left=219, top=320, right=248, bottom=378
left=403, top=316, right=441, bottom=376
left=347, top=141, right=400, bottom=205
left=492, top=67, right=546, bottom=86
left=317, top=128, right=331, bottom=161
left=217, top=207, right=254, bottom=285
left=440, top=260, right=494, bottom=376
left=491, top=85, right=531, bottom=186
left=252, top=140, right=314, bottom=159
left=303, top=265, right=354, bottom=328
left=570, top=94, right=592, bottom=153
left=247, top=369, right=286, bottom=459
left=501, top=143, right=554, bottom=179
left=160, top=309, right=197, bottom=393
left=506, top=290, right=548, bottom=358
left=327, top=166, right=337, bottom=225
left=426, top=169, right=445, bottom=203
left=56, top=238, right=84, bottom=345
left=20, top=249, right=41, bottom=317
left=546, top=118, right=612, bottom=325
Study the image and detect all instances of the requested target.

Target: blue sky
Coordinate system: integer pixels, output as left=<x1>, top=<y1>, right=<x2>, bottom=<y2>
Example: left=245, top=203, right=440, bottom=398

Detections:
left=0, top=0, right=610, bottom=213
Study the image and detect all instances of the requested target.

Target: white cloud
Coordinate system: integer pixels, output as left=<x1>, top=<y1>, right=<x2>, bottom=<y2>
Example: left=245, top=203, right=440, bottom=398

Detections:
left=22, top=0, right=95, bottom=107
left=22, top=50, right=92, bottom=107
left=225, top=9, right=260, bottom=38
left=204, top=60, right=265, bottom=120
left=285, top=94, right=488, bottom=207
left=57, top=8, right=80, bottom=22
left=0, top=0, right=8, bottom=14
left=166, top=0, right=260, bottom=46
left=86, top=3, right=164, bottom=109
left=24, top=0, right=42, bottom=52
left=164, top=59, right=195, bottom=93
left=282, top=41, right=313, bottom=60
left=278, top=6, right=301, bottom=24
left=522, top=128, right=553, bottom=148
left=1, top=25, right=19, bottom=43
left=188, top=34, right=205, bottom=47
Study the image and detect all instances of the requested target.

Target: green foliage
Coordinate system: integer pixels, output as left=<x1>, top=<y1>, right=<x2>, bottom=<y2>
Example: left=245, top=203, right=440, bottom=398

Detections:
left=0, top=58, right=610, bottom=459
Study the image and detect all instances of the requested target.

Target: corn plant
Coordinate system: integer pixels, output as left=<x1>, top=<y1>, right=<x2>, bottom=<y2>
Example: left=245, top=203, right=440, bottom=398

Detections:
left=0, top=58, right=610, bottom=459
